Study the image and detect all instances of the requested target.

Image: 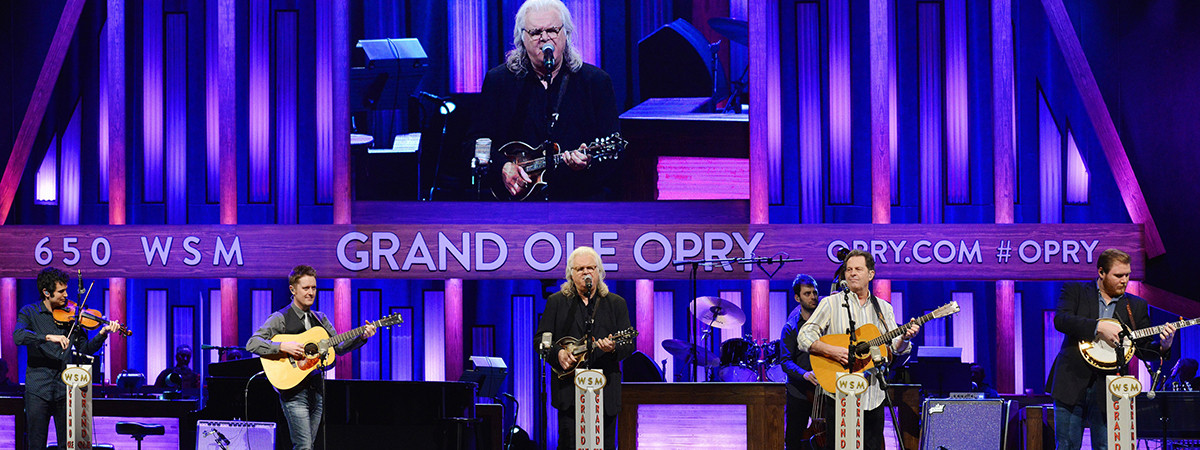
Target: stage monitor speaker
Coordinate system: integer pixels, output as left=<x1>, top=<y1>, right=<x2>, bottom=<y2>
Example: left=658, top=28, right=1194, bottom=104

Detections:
left=637, top=18, right=727, bottom=103
left=919, top=398, right=1011, bottom=450
left=196, top=420, right=275, bottom=450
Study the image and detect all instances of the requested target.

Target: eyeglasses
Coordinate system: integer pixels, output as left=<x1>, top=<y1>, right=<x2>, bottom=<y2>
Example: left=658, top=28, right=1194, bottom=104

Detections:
left=524, top=25, right=563, bottom=40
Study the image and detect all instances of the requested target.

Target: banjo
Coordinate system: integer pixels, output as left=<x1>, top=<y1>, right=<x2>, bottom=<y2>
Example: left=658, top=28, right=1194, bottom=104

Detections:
left=1079, top=317, right=1200, bottom=370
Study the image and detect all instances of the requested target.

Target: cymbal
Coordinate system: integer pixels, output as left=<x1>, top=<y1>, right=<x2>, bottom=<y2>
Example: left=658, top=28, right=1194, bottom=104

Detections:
left=708, top=17, right=749, bottom=47
left=661, top=339, right=719, bottom=367
left=689, top=296, right=746, bottom=329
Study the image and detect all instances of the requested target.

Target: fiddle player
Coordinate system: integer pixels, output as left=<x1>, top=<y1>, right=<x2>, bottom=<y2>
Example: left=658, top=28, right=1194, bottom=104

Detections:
left=14, top=267, right=121, bottom=450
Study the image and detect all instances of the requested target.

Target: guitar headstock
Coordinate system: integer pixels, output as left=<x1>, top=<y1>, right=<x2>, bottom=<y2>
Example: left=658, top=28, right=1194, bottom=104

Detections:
left=931, top=301, right=960, bottom=319
left=375, top=313, right=404, bottom=328
left=586, top=133, right=627, bottom=162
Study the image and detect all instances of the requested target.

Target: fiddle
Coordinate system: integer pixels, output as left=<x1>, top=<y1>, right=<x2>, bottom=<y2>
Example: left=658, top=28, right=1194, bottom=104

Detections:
left=52, top=301, right=133, bottom=337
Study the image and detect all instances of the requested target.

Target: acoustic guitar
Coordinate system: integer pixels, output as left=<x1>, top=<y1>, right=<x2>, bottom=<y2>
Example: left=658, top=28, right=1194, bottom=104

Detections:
left=1078, top=317, right=1199, bottom=370
left=810, top=301, right=960, bottom=395
left=260, top=312, right=403, bottom=389
left=551, top=327, right=638, bottom=379
left=491, top=133, right=627, bottom=201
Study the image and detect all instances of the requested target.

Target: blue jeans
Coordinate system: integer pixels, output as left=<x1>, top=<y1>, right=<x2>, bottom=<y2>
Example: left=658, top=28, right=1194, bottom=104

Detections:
left=280, top=386, right=324, bottom=450
left=1054, top=383, right=1107, bottom=450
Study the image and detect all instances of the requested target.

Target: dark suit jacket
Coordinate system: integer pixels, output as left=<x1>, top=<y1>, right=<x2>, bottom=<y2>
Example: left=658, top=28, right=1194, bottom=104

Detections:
left=534, top=290, right=633, bottom=415
left=1047, top=281, right=1164, bottom=407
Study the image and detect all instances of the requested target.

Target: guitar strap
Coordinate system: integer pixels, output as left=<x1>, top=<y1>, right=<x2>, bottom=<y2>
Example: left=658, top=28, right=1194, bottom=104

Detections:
left=548, top=73, right=570, bottom=135
left=1125, top=303, right=1136, bottom=329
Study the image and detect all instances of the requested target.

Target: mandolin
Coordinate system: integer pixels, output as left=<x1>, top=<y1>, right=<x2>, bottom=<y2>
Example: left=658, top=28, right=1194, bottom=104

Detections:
left=491, top=133, right=626, bottom=201
left=550, top=327, right=638, bottom=379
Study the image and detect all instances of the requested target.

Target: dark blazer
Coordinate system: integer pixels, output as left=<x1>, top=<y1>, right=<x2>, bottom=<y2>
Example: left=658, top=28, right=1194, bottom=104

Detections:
left=534, top=290, right=633, bottom=415
left=1047, top=281, right=1164, bottom=407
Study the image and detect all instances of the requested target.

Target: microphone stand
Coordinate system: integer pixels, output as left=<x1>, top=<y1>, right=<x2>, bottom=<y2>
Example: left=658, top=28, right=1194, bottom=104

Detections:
left=672, top=254, right=803, bottom=382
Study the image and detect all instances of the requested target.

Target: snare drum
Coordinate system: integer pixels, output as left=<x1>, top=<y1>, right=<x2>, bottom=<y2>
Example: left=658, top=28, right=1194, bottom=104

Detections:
left=718, top=364, right=759, bottom=382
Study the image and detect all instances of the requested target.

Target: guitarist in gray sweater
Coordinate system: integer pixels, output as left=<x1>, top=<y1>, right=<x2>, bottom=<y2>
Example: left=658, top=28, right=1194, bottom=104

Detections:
left=534, top=246, right=634, bottom=450
left=246, top=265, right=376, bottom=450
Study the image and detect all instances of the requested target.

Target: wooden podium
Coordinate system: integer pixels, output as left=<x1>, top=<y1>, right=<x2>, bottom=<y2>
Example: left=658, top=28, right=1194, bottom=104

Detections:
left=618, top=382, right=784, bottom=449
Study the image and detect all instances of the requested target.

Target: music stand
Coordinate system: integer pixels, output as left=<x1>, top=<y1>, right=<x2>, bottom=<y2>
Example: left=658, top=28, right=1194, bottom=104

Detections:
left=460, top=356, right=508, bottom=400
left=1136, top=391, right=1200, bottom=446
left=902, top=346, right=971, bottom=399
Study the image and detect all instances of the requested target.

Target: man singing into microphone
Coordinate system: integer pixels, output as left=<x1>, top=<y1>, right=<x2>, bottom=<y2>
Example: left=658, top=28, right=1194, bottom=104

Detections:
left=468, top=0, right=621, bottom=201
left=534, top=246, right=633, bottom=449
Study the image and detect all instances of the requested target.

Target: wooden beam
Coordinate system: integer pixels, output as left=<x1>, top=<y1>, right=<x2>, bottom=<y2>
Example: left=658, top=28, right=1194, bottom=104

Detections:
left=1128, top=281, right=1200, bottom=319
left=0, top=0, right=88, bottom=225
left=1039, top=0, right=1165, bottom=257
left=994, top=0, right=1017, bottom=395
left=106, top=0, right=128, bottom=379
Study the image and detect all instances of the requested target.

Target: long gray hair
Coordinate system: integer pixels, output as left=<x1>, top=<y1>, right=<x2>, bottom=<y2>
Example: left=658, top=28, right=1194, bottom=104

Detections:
left=559, top=246, right=609, bottom=298
left=505, top=0, right=584, bottom=78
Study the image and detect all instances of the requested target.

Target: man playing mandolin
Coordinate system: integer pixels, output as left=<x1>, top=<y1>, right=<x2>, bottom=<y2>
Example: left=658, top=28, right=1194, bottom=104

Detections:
left=469, top=0, right=621, bottom=201
left=14, top=267, right=123, bottom=450
left=1047, top=248, right=1174, bottom=450
left=534, top=247, right=633, bottom=449
left=796, top=250, right=919, bottom=450
left=246, top=265, right=376, bottom=450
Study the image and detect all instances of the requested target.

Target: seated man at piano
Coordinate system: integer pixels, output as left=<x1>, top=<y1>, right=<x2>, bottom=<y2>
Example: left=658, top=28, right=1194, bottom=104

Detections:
left=246, top=265, right=376, bottom=450
left=154, top=344, right=199, bottom=389
left=795, top=250, right=920, bottom=450
left=535, top=246, right=633, bottom=450
left=469, top=0, right=621, bottom=201
left=1048, top=248, right=1174, bottom=450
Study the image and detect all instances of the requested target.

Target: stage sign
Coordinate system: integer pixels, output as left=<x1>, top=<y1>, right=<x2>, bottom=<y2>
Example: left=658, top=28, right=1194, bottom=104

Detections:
left=0, top=224, right=1141, bottom=280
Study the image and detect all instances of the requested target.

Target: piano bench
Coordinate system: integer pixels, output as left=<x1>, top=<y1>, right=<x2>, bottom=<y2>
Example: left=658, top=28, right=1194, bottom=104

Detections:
left=116, top=421, right=165, bottom=450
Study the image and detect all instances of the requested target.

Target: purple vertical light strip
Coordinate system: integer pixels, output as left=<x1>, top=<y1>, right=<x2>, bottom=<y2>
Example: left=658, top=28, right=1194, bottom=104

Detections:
left=276, top=11, right=298, bottom=224
left=164, top=13, right=187, bottom=224
left=945, top=0, right=969, bottom=203
left=512, top=294, right=534, bottom=433
left=204, top=0, right=218, bottom=203
left=208, top=290, right=221, bottom=363
left=358, top=290, right=381, bottom=380
left=951, top=292, right=975, bottom=363
left=828, top=0, right=851, bottom=204
left=1065, top=130, right=1088, bottom=204
left=1043, top=310, right=1063, bottom=383
left=424, top=290, right=445, bottom=381
left=60, top=101, right=81, bottom=224
left=99, top=25, right=110, bottom=202
left=171, top=306, right=194, bottom=361
left=889, top=1, right=898, bottom=205
left=248, top=0, right=269, bottom=203
left=1013, top=291, right=1024, bottom=393
left=35, top=140, right=56, bottom=204
left=251, top=290, right=271, bottom=336
left=448, top=1, right=486, bottom=92
left=147, top=290, right=168, bottom=387
left=869, top=0, right=891, bottom=224
left=1038, top=90, right=1062, bottom=223
left=143, top=0, right=164, bottom=203
left=314, top=1, right=333, bottom=204
left=565, top=0, right=599, bottom=66
left=653, top=291, right=673, bottom=382
left=796, top=3, right=821, bottom=222
left=918, top=3, right=943, bottom=223
left=390, top=306, right=413, bottom=381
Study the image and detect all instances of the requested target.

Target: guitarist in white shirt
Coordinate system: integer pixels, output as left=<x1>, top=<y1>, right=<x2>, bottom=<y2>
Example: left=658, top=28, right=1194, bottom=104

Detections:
left=246, top=265, right=376, bottom=450
left=796, top=250, right=919, bottom=450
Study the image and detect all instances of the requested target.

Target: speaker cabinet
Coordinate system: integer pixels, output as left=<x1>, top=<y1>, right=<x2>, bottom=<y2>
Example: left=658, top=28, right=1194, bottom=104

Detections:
left=920, top=398, right=1012, bottom=450
left=195, top=420, right=275, bottom=450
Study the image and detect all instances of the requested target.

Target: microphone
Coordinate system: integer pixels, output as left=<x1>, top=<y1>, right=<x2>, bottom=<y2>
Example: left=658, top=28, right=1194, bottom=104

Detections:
left=538, top=331, right=554, bottom=361
left=474, top=138, right=492, bottom=167
left=837, top=280, right=850, bottom=293
left=541, top=43, right=555, bottom=71
left=869, top=346, right=889, bottom=389
left=584, top=274, right=593, bottom=293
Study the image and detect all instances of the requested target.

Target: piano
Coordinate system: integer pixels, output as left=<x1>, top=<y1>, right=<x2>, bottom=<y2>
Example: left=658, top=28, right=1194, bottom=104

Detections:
left=195, top=358, right=480, bottom=449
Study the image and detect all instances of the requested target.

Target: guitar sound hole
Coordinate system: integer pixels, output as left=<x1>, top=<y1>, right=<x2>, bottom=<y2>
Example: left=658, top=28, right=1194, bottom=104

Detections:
left=303, top=343, right=319, bottom=356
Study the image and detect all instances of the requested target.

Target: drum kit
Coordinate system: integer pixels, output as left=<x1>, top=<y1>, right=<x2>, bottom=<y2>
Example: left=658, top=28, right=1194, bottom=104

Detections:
left=660, top=296, right=789, bottom=383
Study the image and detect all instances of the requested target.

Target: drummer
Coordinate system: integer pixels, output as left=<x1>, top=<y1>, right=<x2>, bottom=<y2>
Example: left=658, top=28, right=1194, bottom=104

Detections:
left=779, top=274, right=820, bottom=450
